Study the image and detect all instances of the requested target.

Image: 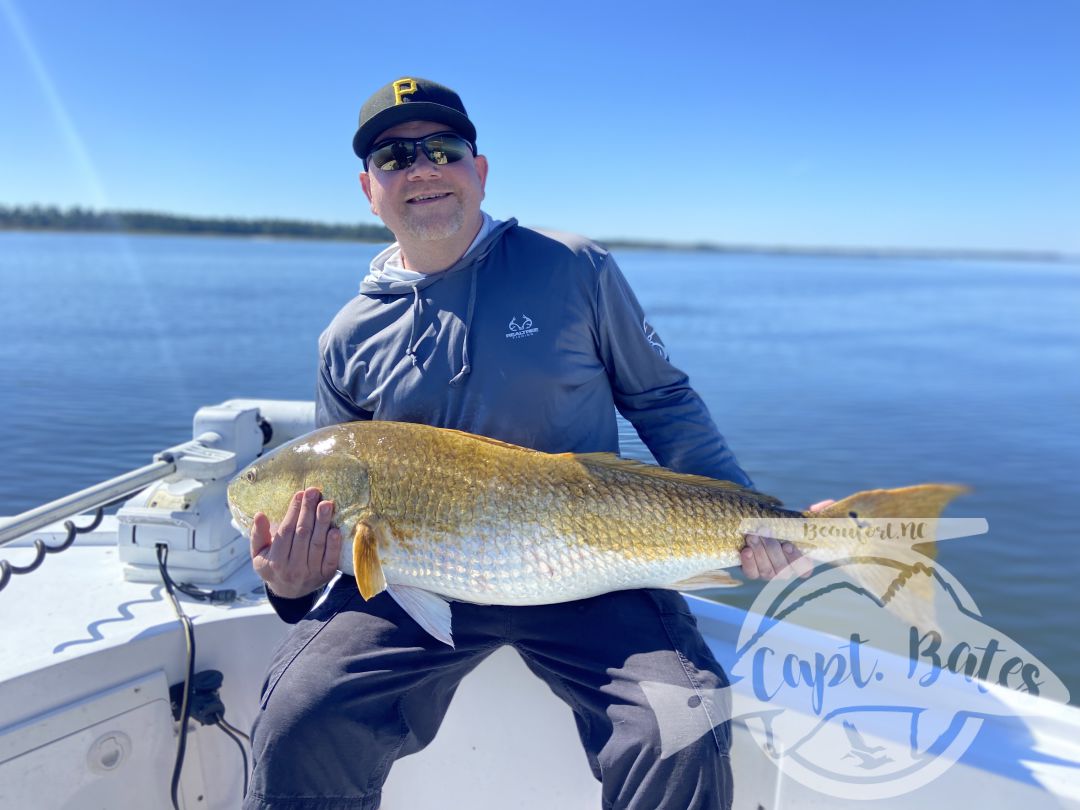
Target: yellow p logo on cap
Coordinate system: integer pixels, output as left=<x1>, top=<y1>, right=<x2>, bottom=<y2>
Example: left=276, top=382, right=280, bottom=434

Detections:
left=393, top=78, right=418, bottom=105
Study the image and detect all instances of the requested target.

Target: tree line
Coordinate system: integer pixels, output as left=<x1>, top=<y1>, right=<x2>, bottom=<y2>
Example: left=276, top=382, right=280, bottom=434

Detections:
left=0, top=204, right=393, bottom=242
left=1, top=203, right=1067, bottom=262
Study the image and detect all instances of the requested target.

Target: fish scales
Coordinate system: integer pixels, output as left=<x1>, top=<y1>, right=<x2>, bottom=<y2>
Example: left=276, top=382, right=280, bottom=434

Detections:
left=402, top=438, right=554, bottom=601
left=228, top=421, right=967, bottom=643
left=378, top=432, right=603, bottom=601
left=230, top=421, right=789, bottom=602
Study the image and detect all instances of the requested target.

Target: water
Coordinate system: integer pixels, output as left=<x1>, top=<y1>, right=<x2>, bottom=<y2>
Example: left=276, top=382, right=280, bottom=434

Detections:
left=2, top=231, right=1078, bottom=703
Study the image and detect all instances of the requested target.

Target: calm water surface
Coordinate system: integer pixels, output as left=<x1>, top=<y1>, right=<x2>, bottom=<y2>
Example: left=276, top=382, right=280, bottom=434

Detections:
left=1, top=231, right=1078, bottom=702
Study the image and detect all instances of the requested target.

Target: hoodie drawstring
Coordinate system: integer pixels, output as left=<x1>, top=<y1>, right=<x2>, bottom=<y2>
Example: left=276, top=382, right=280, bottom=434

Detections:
left=448, top=264, right=477, bottom=387
left=406, top=285, right=422, bottom=366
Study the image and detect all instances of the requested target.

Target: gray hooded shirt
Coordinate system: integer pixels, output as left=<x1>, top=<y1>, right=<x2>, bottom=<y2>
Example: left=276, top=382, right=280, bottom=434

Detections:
left=316, top=219, right=751, bottom=487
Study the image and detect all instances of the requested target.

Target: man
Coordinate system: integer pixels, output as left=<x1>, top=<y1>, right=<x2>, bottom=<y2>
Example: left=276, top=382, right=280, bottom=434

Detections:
left=244, top=77, right=808, bottom=810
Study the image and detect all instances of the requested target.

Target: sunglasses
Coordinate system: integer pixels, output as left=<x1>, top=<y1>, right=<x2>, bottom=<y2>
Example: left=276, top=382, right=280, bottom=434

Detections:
left=365, top=132, right=476, bottom=172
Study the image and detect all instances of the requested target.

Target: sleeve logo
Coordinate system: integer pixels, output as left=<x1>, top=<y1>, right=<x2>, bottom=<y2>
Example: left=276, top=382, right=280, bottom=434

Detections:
left=643, top=318, right=669, bottom=359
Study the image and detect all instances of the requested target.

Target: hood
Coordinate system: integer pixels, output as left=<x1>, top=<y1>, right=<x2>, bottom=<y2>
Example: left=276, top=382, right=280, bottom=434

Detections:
left=360, top=215, right=518, bottom=295
left=358, top=216, right=518, bottom=387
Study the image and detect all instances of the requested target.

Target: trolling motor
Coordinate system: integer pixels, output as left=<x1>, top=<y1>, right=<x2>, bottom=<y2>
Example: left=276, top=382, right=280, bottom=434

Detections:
left=0, top=399, right=315, bottom=587
left=116, top=400, right=314, bottom=584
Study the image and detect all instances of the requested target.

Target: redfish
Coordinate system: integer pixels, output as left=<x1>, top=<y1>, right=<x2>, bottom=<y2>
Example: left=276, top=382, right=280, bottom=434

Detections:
left=227, top=421, right=965, bottom=646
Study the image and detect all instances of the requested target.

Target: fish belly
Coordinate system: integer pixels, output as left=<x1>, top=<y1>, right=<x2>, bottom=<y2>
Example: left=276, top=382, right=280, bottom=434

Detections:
left=377, top=528, right=739, bottom=605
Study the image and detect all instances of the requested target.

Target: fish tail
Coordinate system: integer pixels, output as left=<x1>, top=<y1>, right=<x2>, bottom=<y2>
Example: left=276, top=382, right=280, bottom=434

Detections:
left=808, top=483, right=969, bottom=525
left=803, top=484, right=970, bottom=632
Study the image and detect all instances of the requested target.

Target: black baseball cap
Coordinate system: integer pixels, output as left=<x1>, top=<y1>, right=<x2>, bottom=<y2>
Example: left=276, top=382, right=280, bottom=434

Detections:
left=352, top=77, right=477, bottom=163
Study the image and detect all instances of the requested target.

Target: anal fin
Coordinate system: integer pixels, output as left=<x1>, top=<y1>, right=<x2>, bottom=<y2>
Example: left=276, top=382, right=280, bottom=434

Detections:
left=666, top=570, right=741, bottom=590
left=387, top=584, right=455, bottom=647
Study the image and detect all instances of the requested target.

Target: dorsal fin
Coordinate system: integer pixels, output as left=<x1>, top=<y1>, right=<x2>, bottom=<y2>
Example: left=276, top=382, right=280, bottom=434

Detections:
left=572, top=452, right=784, bottom=507
left=435, top=427, right=783, bottom=507
left=438, top=427, right=544, bottom=454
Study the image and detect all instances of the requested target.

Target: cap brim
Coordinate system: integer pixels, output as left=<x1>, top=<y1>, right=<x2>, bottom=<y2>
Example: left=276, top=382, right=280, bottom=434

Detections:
left=353, top=103, right=477, bottom=160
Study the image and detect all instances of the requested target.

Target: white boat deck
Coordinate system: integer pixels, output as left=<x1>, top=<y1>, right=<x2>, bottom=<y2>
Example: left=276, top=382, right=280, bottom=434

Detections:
left=2, top=400, right=1078, bottom=809
left=3, top=516, right=1079, bottom=809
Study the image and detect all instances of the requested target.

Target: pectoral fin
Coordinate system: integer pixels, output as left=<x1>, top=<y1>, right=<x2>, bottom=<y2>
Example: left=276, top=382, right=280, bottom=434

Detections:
left=666, top=570, right=741, bottom=590
left=387, top=584, right=455, bottom=648
left=352, top=518, right=388, bottom=600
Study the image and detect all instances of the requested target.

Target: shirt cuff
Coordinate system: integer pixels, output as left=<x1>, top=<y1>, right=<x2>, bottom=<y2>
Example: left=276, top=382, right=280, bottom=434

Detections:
left=265, top=585, right=321, bottom=624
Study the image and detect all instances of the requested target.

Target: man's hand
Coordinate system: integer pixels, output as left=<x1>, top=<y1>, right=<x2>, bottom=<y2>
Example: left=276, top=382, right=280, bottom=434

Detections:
left=250, top=487, right=343, bottom=598
left=740, top=499, right=835, bottom=581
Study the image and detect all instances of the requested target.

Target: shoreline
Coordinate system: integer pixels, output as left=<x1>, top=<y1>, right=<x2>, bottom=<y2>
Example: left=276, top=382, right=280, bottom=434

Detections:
left=0, top=222, right=1073, bottom=265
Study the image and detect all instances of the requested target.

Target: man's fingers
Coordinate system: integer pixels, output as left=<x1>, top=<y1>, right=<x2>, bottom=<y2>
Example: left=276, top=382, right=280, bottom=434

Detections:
left=785, top=499, right=831, bottom=579
left=746, top=534, right=775, bottom=579
left=250, top=513, right=272, bottom=560
left=782, top=541, right=814, bottom=579
left=761, top=536, right=790, bottom=579
left=293, top=488, right=323, bottom=561
left=321, top=527, right=344, bottom=579
left=740, top=542, right=761, bottom=579
left=742, top=534, right=815, bottom=580
left=307, top=499, right=335, bottom=570
left=273, top=491, right=305, bottom=561
left=244, top=489, right=339, bottom=598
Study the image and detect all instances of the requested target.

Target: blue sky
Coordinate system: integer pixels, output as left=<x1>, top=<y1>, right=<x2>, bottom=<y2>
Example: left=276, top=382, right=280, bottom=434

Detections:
left=2, top=0, right=1078, bottom=252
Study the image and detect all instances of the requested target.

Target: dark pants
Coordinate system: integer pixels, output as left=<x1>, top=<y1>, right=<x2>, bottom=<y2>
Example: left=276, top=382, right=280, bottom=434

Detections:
left=244, top=577, right=733, bottom=810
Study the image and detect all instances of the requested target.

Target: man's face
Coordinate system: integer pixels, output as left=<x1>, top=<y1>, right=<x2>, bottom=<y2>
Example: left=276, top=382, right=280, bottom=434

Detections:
left=360, top=120, right=488, bottom=243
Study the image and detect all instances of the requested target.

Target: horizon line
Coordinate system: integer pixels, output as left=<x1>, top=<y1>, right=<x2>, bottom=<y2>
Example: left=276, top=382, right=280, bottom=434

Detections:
left=0, top=202, right=1074, bottom=263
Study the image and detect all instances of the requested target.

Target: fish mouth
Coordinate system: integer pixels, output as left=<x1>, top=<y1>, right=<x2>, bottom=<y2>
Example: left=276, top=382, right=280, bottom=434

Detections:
left=227, top=500, right=253, bottom=534
left=406, top=191, right=453, bottom=205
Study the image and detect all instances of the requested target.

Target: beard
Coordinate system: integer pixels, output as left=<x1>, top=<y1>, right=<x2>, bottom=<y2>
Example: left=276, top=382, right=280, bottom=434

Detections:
left=396, top=198, right=466, bottom=242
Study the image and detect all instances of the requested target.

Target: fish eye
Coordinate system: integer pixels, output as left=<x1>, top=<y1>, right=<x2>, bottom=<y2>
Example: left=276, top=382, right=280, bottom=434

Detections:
left=245, top=469, right=258, bottom=483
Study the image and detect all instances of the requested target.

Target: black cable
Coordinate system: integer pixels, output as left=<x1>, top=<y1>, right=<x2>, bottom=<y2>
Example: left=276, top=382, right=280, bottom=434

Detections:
left=175, top=581, right=213, bottom=601
left=157, top=558, right=238, bottom=605
left=216, top=719, right=250, bottom=797
left=157, top=544, right=196, bottom=810
left=217, top=717, right=251, bottom=742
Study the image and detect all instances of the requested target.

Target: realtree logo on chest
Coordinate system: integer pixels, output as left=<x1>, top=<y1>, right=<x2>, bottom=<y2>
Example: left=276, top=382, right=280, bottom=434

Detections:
left=505, top=314, right=540, bottom=340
